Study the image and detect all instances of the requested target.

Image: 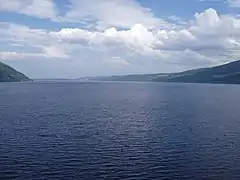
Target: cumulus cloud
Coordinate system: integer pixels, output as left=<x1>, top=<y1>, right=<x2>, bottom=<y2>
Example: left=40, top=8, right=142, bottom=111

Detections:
left=49, top=24, right=155, bottom=49
left=48, top=9, right=240, bottom=62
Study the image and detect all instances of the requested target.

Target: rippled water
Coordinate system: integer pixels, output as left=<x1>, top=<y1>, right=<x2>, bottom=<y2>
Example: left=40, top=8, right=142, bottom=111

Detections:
left=0, top=81, right=240, bottom=179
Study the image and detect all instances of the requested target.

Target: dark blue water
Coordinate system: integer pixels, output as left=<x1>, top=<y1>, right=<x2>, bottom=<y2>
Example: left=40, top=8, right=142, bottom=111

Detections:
left=0, top=81, right=240, bottom=180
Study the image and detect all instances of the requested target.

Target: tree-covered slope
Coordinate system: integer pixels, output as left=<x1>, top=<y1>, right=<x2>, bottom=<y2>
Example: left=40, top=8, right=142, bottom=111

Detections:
left=155, top=60, right=240, bottom=84
left=0, top=62, right=31, bottom=82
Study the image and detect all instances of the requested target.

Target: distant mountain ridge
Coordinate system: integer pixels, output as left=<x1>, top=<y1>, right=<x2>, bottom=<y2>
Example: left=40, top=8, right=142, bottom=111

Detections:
left=0, top=62, right=31, bottom=82
left=87, top=60, right=240, bottom=84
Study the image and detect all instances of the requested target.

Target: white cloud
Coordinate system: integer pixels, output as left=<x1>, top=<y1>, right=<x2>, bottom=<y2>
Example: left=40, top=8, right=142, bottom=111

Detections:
left=0, top=0, right=170, bottom=30
left=198, top=0, right=240, bottom=8
left=63, top=0, right=170, bottom=30
left=0, top=23, right=69, bottom=59
left=48, top=9, right=240, bottom=62
left=0, top=22, right=49, bottom=45
left=1, top=4, right=240, bottom=77
left=42, top=45, right=69, bottom=58
left=0, top=51, right=44, bottom=60
left=104, top=57, right=130, bottom=67
left=228, top=0, right=240, bottom=7
left=0, top=0, right=58, bottom=20
left=49, top=24, right=155, bottom=49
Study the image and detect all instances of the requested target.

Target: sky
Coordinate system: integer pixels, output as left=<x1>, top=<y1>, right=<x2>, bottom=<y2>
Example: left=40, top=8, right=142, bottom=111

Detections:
left=0, top=0, right=240, bottom=78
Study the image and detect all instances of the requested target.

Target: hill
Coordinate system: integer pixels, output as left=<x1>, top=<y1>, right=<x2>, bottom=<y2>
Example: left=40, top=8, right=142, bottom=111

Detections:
left=89, top=60, right=240, bottom=84
left=0, top=62, right=31, bottom=82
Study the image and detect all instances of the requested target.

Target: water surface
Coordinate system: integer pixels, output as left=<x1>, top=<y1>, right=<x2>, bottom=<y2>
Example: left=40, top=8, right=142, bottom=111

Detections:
left=0, top=81, right=240, bottom=179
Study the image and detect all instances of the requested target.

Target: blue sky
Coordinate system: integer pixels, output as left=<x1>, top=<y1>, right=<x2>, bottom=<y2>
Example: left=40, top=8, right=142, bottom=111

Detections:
left=0, top=0, right=240, bottom=78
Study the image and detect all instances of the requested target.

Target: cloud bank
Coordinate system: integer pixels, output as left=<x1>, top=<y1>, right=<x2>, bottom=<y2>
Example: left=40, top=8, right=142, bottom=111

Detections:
left=0, top=0, right=240, bottom=78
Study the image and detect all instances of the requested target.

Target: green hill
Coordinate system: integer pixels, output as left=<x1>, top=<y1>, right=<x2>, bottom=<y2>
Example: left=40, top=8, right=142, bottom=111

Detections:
left=89, top=60, right=240, bottom=84
left=0, top=62, right=31, bottom=82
